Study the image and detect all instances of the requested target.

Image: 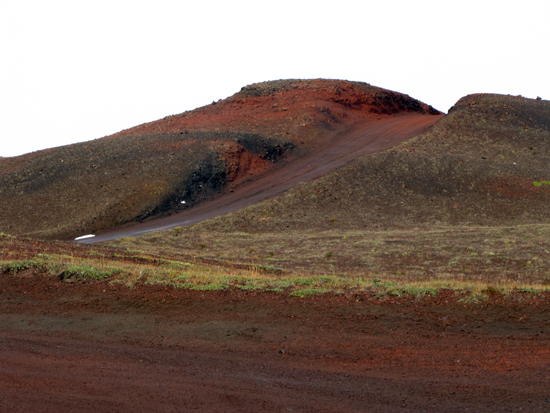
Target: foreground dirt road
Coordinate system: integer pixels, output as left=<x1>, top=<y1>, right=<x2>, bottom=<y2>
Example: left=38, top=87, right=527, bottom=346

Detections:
left=1, top=274, right=549, bottom=412
left=81, top=113, right=442, bottom=243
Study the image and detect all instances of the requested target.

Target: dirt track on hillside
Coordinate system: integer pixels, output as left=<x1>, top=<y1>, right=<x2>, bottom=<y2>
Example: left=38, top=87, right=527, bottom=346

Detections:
left=82, top=113, right=442, bottom=243
left=1, top=274, right=549, bottom=412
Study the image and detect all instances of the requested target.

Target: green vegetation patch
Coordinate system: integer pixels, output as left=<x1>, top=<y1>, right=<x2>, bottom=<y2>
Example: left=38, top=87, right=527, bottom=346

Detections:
left=190, top=283, right=229, bottom=291
left=289, top=288, right=331, bottom=297
left=0, top=259, right=43, bottom=274
left=3, top=225, right=550, bottom=301
left=383, top=286, right=440, bottom=297
left=58, top=266, right=122, bottom=281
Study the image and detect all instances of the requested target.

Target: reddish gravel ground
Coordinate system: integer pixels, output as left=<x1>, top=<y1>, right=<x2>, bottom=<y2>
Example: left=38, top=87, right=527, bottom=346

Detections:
left=1, top=274, right=549, bottom=412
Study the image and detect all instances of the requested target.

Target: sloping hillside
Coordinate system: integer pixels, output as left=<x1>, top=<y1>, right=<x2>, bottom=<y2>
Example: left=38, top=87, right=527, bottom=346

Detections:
left=182, top=94, right=550, bottom=233
left=0, top=79, right=439, bottom=239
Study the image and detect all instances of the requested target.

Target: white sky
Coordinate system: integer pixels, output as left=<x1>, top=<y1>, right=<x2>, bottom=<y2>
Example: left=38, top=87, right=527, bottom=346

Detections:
left=1, top=0, right=549, bottom=157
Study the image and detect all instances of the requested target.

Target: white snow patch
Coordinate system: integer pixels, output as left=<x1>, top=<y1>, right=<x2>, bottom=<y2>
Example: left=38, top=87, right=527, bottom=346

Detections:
left=75, top=234, right=95, bottom=241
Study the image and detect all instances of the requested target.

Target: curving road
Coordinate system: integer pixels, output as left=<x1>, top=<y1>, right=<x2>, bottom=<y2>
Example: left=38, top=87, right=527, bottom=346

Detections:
left=81, top=113, right=443, bottom=243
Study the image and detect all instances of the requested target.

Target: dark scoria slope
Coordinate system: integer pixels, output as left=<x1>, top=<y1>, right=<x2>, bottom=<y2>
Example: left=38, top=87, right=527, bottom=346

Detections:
left=0, top=132, right=292, bottom=239
left=0, top=79, right=439, bottom=240
left=190, top=94, right=550, bottom=233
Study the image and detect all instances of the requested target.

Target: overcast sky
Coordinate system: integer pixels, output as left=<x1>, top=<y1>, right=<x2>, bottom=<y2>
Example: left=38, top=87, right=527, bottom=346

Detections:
left=1, top=1, right=548, bottom=157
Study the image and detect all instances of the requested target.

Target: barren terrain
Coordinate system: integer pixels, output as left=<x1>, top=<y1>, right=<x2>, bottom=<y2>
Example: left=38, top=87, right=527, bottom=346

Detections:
left=1, top=80, right=550, bottom=411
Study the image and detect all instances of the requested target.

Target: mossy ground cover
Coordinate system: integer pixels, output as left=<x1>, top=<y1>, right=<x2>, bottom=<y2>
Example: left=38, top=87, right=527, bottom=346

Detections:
left=3, top=231, right=549, bottom=300
left=102, top=222, right=550, bottom=298
left=107, top=223, right=550, bottom=282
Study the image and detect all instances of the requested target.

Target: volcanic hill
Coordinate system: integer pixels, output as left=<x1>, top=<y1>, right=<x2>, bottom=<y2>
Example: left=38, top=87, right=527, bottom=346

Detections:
left=187, top=93, right=550, bottom=233
left=111, top=93, right=550, bottom=282
left=0, top=79, right=439, bottom=240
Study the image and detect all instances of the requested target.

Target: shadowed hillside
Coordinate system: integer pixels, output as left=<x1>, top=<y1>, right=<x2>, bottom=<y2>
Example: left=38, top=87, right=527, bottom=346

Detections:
left=0, top=79, right=438, bottom=239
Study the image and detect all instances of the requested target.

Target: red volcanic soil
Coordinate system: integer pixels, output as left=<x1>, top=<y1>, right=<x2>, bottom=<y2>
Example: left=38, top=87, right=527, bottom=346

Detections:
left=1, top=274, right=549, bottom=412
left=0, top=79, right=441, bottom=240
left=112, top=79, right=440, bottom=150
left=85, top=113, right=442, bottom=242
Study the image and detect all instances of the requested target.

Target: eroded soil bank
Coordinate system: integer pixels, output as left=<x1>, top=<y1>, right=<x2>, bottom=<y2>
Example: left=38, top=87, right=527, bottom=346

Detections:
left=1, top=274, right=549, bottom=412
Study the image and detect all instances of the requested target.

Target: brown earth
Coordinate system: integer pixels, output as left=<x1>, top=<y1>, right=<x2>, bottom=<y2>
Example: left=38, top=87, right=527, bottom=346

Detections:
left=1, top=271, right=550, bottom=412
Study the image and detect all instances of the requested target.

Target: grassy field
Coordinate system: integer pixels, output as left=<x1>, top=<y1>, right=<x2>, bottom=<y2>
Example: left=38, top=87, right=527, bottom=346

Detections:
left=13, top=220, right=550, bottom=303
left=104, top=222, right=550, bottom=290
left=3, top=225, right=549, bottom=302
